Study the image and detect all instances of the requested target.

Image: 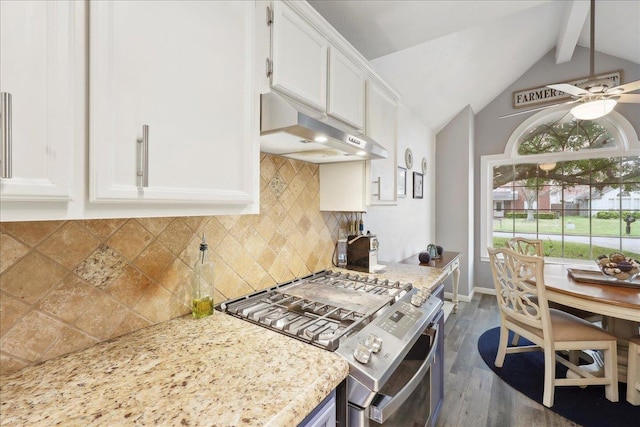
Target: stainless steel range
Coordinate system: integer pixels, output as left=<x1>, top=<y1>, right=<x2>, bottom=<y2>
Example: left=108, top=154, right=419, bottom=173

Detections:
left=217, top=270, right=444, bottom=427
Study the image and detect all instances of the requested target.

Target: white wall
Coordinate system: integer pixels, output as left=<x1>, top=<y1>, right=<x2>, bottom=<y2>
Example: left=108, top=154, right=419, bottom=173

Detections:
left=366, top=104, right=436, bottom=262
left=473, top=47, right=640, bottom=292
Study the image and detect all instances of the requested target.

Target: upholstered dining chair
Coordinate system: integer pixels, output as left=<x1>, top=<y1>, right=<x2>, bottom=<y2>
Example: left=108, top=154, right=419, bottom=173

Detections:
left=629, top=335, right=640, bottom=405
left=488, top=247, right=619, bottom=408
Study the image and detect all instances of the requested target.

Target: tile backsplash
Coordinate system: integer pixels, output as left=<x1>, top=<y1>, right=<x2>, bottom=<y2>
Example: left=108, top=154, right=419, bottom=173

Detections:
left=0, top=154, right=344, bottom=375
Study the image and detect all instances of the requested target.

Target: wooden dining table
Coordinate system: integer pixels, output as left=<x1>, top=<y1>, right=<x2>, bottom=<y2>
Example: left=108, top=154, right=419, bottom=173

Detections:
left=543, top=263, right=640, bottom=382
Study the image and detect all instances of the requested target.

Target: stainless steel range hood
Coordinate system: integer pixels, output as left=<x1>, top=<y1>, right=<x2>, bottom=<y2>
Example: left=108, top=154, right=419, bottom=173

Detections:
left=260, top=92, right=388, bottom=163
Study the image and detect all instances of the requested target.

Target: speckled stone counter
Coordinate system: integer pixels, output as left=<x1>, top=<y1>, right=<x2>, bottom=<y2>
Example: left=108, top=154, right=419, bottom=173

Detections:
left=333, top=261, right=449, bottom=293
left=0, top=311, right=349, bottom=426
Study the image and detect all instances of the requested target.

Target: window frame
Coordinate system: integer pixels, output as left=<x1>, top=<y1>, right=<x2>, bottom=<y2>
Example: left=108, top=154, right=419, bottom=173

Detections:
left=480, top=107, right=640, bottom=263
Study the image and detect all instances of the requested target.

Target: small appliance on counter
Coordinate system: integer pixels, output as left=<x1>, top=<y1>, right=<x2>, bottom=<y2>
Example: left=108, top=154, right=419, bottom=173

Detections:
left=346, top=233, right=382, bottom=273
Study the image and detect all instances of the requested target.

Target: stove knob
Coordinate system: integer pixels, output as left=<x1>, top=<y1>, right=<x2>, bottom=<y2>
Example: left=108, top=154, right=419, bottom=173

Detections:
left=411, top=293, right=423, bottom=307
left=366, top=334, right=383, bottom=353
left=353, top=343, right=372, bottom=364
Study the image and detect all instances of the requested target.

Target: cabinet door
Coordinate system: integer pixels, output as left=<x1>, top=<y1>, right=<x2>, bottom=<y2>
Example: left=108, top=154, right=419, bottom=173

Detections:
left=0, top=0, right=80, bottom=201
left=327, top=47, right=365, bottom=131
left=320, top=162, right=367, bottom=212
left=366, top=81, right=397, bottom=205
left=90, top=1, right=256, bottom=204
left=270, top=1, right=327, bottom=112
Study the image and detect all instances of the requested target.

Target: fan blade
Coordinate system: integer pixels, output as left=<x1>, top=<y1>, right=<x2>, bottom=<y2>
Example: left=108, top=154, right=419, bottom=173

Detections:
left=609, top=79, right=640, bottom=94
left=499, top=100, right=577, bottom=119
left=615, top=93, right=640, bottom=103
left=547, top=83, right=589, bottom=97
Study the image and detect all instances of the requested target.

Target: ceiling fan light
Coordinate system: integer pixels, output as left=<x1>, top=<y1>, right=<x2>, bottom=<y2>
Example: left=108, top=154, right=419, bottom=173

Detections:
left=570, top=99, right=617, bottom=120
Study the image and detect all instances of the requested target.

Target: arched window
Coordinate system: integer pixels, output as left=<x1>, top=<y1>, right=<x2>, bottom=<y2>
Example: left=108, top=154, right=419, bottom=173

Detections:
left=481, top=107, right=640, bottom=262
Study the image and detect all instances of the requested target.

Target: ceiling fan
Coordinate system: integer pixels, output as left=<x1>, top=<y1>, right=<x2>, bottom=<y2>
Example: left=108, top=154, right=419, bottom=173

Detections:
left=502, top=0, right=640, bottom=119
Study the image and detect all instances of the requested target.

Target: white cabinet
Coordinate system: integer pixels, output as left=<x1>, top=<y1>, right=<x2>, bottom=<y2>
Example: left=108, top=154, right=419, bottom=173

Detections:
left=90, top=1, right=257, bottom=204
left=270, top=1, right=327, bottom=113
left=366, top=80, right=398, bottom=205
left=327, top=47, right=365, bottom=131
left=268, top=2, right=365, bottom=132
left=320, top=162, right=367, bottom=212
left=0, top=0, right=82, bottom=202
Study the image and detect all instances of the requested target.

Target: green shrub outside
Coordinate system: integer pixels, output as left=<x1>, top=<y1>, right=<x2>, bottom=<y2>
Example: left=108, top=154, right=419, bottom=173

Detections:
left=595, top=211, right=640, bottom=220
left=492, top=236, right=640, bottom=260
left=505, top=212, right=558, bottom=219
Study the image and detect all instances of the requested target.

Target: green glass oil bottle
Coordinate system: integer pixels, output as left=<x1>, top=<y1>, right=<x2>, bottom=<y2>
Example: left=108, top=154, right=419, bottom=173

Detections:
left=192, top=234, right=214, bottom=318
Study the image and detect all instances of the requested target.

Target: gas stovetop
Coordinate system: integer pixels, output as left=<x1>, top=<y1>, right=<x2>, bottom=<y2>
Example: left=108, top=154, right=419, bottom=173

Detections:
left=217, top=270, right=413, bottom=351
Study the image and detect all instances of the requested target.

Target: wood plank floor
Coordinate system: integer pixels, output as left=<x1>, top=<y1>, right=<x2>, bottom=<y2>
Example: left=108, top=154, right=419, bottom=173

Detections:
left=435, top=294, right=579, bottom=427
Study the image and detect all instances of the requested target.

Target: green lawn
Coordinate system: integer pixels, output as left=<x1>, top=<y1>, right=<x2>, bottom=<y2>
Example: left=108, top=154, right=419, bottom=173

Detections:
left=492, top=215, right=640, bottom=260
left=493, top=215, right=640, bottom=237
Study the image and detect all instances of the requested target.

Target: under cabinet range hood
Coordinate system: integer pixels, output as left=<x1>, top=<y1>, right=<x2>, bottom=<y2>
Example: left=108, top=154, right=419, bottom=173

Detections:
left=260, top=93, right=388, bottom=164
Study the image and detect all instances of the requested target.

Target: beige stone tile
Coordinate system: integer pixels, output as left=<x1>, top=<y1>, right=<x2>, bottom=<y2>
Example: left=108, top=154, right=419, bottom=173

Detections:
left=132, top=284, right=175, bottom=324
left=157, top=218, right=194, bottom=256
left=105, top=266, right=152, bottom=307
left=0, top=233, right=29, bottom=274
left=137, top=217, right=173, bottom=236
left=43, top=327, right=99, bottom=360
left=270, top=155, right=286, bottom=170
left=278, top=161, right=296, bottom=184
left=268, top=256, right=290, bottom=283
left=288, top=173, right=307, bottom=200
left=134, top=241, right=175, bottom=282
left=74, top=295, right=129, bottom=340
left=109, top=311, right=152, bottom=339
left=0, top=291, right=30, bottom=338
left=82, top=218, right=127, bottom=240
left=179, top=234, right=203, bottom=269
left=269, top=230, right=288, bottom=254
left=305, top=252, right=320, bottom=272
left=257, top=247, right=277, bottom=272
left=39, top=222, right=100, bottom=270
left=107, top=220, right=154, bottom=261
left=0, top=220, right=63, bottom=247
left=217, top=214, right=240, bottom=231
left=74, top=244, right=129, bottom=290
left=0, top=353, right=28, bottom=376
left=159, top=258, right=190, bottom=295
left=182, top=216, right=207, bottom=233
left=254, top=215, right=277, bottom=244
left=242, top=228, right=268, bottom=260
left=216, top=234, right=243, bottom=267
left=199, top=217, right=229, bottom=251
left=260, top=155, right=277, bottom=181
left=0, top=310, right=66, bottom=362
left=38, top=274, right=102, bottom=324
left=229, top=250, right=257, bottom=280
left=243, top=262, right=268, bottom=289
left=0, top=251, right=67, bottom=304
left=268, top=172, right=287, bottom=196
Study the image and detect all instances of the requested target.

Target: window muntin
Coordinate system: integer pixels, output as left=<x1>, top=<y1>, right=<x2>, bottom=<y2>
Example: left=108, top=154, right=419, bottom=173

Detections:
left=486, top=108, right=640, bottom=262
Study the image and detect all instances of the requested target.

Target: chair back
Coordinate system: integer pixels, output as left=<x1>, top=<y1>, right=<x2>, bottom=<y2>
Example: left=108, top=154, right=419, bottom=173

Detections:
left=506, top=237, right=544, bottom=257
left=488, top=247, right=551, bottom=332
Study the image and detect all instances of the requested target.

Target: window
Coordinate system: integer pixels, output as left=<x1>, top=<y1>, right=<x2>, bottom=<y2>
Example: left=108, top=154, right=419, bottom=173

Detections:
left=481, top=108, right=640, bottom=263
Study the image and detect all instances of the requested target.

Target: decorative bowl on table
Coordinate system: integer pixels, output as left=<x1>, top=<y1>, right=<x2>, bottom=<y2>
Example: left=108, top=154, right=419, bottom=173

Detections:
left=595, top=253, right=640, bottom=281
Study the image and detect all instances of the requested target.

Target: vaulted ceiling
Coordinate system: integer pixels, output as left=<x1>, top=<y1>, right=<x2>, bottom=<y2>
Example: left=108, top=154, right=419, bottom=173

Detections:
left=308, top=0, right=640, bottom=133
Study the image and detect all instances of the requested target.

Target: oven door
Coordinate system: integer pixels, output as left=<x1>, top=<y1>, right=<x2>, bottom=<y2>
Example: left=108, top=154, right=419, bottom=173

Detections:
left=350, top=310, right=443, bottom=427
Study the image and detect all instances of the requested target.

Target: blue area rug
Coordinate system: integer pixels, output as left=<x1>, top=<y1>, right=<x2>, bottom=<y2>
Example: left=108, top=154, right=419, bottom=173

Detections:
left=478, top=327, right=640, bottom=427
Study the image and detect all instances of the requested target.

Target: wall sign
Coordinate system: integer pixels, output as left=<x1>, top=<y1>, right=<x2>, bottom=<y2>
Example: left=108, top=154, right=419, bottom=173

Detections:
left=512, top=70, right=622, bottom=109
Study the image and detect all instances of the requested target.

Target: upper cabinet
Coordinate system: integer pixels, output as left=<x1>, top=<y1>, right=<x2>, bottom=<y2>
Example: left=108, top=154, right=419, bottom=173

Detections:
left=0, top=1, right=81, bottom=203
left=270, top=1, right=327, bottom=112
left=366, top=80, right=398, bottom=205
left=327, top=47, right=365, bottom=131
left=90, top=1, right=257, bottom=205
left=266, top=1, right=366, bottom=133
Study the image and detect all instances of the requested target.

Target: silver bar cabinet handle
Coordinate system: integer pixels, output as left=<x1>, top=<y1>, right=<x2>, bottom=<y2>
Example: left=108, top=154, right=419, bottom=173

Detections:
left=1, top=92, right=12, bottom=179
left=137, top=124, right=149, bottom=187
left=372, top=176, right=381, bottom=199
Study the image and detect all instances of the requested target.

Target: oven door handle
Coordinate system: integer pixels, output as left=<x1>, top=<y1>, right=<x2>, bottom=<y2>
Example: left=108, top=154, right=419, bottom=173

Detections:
left=368, top=321, right=440, bottom=424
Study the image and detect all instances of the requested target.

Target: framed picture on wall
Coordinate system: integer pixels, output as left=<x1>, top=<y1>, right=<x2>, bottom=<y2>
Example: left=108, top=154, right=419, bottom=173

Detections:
left=397, top=167, right=407, bottom=198
left=413, top=172, right=423, bottom=199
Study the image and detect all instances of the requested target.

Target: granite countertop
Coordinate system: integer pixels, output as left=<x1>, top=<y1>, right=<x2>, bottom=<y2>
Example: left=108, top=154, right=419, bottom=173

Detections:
left=333, top=260, right=449, bottom=293
left=0, top=262, right=445, bottom=426
left=0, top=311, right=349, bottom=426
